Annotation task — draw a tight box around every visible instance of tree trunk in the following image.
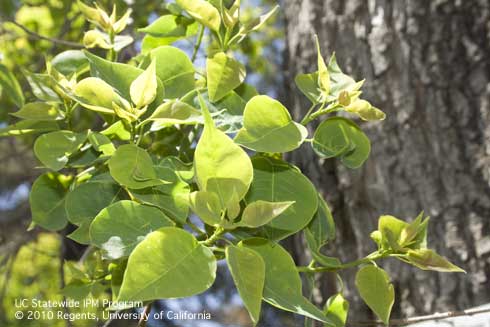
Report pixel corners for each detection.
[283,0,490,320]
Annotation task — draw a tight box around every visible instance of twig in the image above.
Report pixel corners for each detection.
[59,234,74,327]
[3,18,83,48]
[350,307,490,326]
[138,302,153,327]
[191,25,205,62]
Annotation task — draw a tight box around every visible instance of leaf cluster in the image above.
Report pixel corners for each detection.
[0,1,463,326]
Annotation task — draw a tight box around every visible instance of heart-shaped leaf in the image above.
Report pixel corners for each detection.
[235,95,308,153]
[226,245,265,325]
[117,227,216,302]
[355,265,394,325]
[90,200,174,259]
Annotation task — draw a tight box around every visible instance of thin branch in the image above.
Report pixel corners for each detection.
[2,18,83,48]
[59,234,74,327]
[350,307,490,326]
[191,25,205,62]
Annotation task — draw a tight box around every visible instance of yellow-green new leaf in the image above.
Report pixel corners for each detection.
[117,227,216,302]
[145,100,202,126]
[113,8,132,34]
[355,265,394,325]
[74,77,117,114]
[324,293,349,327]
[234,95,308,153]
[405,249,465,273]
[239,200,294,228]
[378,215,409,252]
[176,0,221,32]
[188,191,222,226]
[315,35,330,96]
[226,245,265,325]
[234,5,279,43]
[345,99,386,121]
[194,95,253,208]
[130,59,157,108]
[207,52,246,102]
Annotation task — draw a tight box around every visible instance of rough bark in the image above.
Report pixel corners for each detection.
[284,0,490,320]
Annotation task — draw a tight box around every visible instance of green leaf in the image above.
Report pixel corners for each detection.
[194,91,246,133]
[65,181,125,225]
[34,131,87,171]
[403,249,465,273]
[25,72,60,102]
[146,100,201,127]
[158,156,194,181]
[188,191,222,226]
[101,121,131,141]
[109,260,126,301]
[304,229,341,268]
[295,72,322,104]
[324,293,349,327]
[11,102,64,121]
[245,156,318,240]
[175,0,221,32]
[61,280,94,301]
[141,35,174,54]
[239,200,294,228]
[315,35,330,96]
[355,265,394,325]
[139,15,198,43]
[207,52,246,102]
[234,95,307,153]
[0,63,24,107]
[226,245,265,325]
[235,83,258,101]
[130,166,190,223]
[117,227,216,302]
[0,120,59,137]
[312,117,370,169]
[90,200,175,259]
[52,50,89,76]
[88,132,116,155]
[84,51,164,104]
[67,221,91,244]
[307,195,336,249]
[150,46,195,99]
[242,238,331,324]
[130,59,157,108]
[74,77,118,114]
[108,144,164,189]
[30,173,70,231]
[194,96,253,208]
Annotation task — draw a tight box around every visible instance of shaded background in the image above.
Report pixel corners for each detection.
[1,0,489,326]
